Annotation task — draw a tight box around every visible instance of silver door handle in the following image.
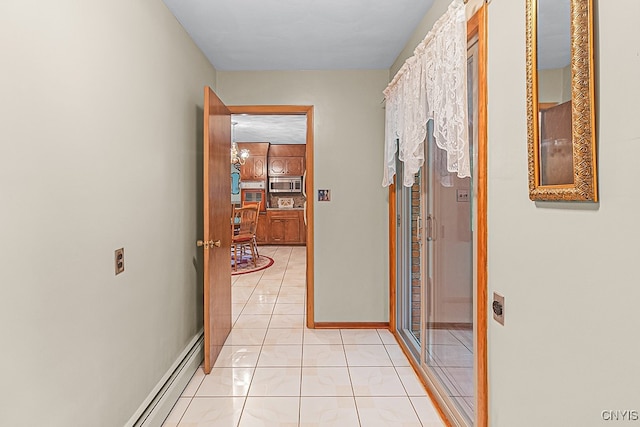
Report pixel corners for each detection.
[426,215,434,241]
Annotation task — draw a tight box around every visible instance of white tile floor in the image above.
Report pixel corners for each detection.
[163,246,446,427]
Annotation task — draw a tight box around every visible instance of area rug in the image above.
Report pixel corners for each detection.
[232,254,274,276]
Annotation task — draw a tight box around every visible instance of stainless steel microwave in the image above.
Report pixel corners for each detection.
[268,177,302,193]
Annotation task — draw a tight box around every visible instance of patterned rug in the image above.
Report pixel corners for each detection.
[231,254,274,276]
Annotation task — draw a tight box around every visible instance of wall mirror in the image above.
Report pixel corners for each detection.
[526,0,597,201]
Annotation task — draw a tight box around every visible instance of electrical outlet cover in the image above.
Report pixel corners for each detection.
[115,248,125,275]
[493,292,504,325]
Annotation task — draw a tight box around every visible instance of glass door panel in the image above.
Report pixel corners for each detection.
[424,121,474,423]
[395,158,422,357]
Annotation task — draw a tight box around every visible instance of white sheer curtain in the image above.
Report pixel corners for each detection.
[382,0,469,187]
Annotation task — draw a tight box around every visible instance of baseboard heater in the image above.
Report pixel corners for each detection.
[125,330,204,427]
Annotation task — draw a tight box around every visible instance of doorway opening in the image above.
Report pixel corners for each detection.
[227,105,315,328]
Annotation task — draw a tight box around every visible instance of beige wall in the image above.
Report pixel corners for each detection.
[487,1,640,426]
[0,0,216,425]
[539,68,564,103]
[390,0,484,77]
[217,70,390,322]
[390,0,452,76]
[539,65,572,104]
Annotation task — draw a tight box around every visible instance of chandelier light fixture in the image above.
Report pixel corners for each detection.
[230,121,250,165]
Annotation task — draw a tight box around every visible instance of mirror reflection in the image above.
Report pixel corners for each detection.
[537,0,573,186]
[527,0,597,201]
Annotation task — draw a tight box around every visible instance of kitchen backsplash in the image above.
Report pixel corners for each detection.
[269,194,306,209]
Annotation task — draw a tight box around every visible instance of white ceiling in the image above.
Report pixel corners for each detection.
[162,0,569,140]
[161,0,434,71]
[233,114,306,145]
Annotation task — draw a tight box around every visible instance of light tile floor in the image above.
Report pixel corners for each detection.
[163,246,446,427]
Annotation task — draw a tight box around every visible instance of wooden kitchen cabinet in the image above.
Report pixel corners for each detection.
[285,157,304,176]
[267,157,286,175]
[266,210,306,245]
[267,144,305,177]
[268,156,304,176]
[238,142,269,181]
[255,212,268,244]
[242,156,267,180]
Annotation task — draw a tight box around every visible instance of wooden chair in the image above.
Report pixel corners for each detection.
[231,204,260,271]
[241,201,261,257]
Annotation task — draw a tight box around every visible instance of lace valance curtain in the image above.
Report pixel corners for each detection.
[382,0,469,187]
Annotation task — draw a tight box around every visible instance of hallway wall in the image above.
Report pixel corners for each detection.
[487,1,640,425]
[217,70,390,322]
[0,0,216,425]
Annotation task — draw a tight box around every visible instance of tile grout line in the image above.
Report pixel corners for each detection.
[379,329,428,425]
[342,328,363,427]
[298,325,304,427]
[174,392,195,426]
[292,246,303,427]
[234,270,267,427]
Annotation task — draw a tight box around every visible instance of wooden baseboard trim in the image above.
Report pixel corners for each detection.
[125,330,204,427]
[314,322,389,329]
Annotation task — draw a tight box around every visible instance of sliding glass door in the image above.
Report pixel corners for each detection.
[395,35,479,427]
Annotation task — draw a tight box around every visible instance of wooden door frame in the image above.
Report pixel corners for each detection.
[468,6,488,426]
[388,5,488,426]
[227,105,315,328]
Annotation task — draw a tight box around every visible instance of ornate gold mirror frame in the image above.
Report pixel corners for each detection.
[526,0,597,201]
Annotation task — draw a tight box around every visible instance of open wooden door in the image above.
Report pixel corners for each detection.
[199,87,232,374]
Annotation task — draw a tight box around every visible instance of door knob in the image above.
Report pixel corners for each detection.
[196,240,221,249]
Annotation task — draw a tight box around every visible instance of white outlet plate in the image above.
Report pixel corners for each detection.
[456,189,470,202]
[115,248,125,275]
[493,292,504,325]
